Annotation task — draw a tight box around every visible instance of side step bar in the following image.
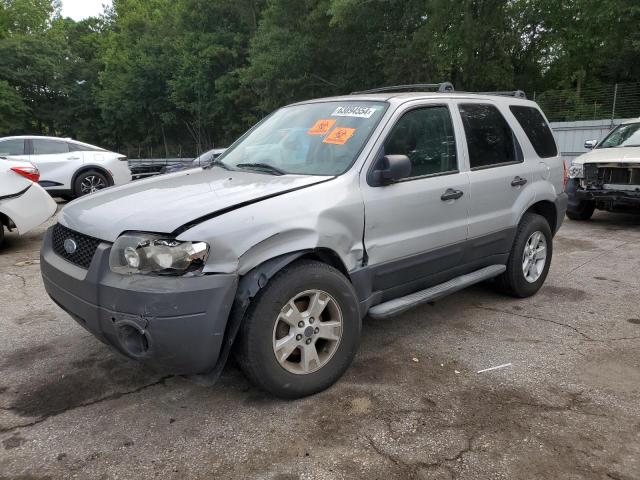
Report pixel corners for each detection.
[367,264,506,319]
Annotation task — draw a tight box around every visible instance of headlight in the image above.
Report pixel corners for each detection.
[568,162,584,179]
[109,233,209,275]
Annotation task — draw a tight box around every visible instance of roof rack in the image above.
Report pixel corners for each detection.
[476,90,527,99]
[351,82,455,95]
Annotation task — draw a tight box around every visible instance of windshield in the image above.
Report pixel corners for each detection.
[598,122,640,149]
[217,101,387,176]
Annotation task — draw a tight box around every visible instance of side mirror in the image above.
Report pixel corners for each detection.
[584,140,598,150]
[370,154,412,186]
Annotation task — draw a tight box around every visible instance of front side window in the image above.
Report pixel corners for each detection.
[509,106,558,158]
[598,122,640,149]
[383,106,457,178]
[0,139,25,156]
[219,101,387,176]
[32,139,69,155]
[459,104,518,169]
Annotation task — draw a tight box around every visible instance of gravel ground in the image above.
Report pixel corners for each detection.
[0,209,639,480]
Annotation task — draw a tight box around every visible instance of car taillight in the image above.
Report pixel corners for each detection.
[11,166,40,183]
[117,155,128,162]
[562,160,569,190]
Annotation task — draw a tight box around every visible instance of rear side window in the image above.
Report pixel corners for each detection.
[458,104,518,169]
[509,106,558,158]
[68,142,104,152]
[0,139,25,156]
[384,106,458,178]
[32,139,69,155]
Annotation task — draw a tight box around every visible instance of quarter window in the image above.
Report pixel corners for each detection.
[384,106,457,178]
[32,139,69,155]
[459,104,518,169]
[509,106,558,158]
[0,139,25,156]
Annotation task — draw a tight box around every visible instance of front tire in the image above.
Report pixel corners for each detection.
[235,260,361,399]
[497,213,552,298]
[74,170,109,197]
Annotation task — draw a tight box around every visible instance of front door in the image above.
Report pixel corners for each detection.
[29,138,80,190]
[361,103,469,297]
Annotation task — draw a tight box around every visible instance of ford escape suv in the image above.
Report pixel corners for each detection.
[41,83,567,398]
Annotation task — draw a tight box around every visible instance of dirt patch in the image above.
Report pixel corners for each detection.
[553,237,598,252]
[628,318,640,325]
[539,286,587,302]
[0,344,55,371]
[8,352,160,418]
[2,434,26,449]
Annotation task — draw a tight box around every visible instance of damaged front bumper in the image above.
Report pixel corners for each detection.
[40,227,238,374]
[568,179,640,211]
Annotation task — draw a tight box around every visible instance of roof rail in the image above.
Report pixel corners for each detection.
[351,82,455,95]
[476,90,527,99]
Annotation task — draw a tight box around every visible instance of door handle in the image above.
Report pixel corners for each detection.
[67,156,81,160]
[441,188,464,201]
[511,176,528,187]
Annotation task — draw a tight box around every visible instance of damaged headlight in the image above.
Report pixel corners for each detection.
[568,162,584,179]
[109,233,209,275]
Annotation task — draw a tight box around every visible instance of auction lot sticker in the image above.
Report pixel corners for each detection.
[323,127,356,145]
[331,105,377,118]
[308,119,336,135]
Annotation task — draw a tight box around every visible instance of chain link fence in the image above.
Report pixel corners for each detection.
[534,83,640,123]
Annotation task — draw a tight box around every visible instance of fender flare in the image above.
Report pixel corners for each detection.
[190,250,310,384]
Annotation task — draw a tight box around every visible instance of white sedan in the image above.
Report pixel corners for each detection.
[0,136,131,198]
[0,158,57,247]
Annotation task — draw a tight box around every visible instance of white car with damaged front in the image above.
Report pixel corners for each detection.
[566,119,640,219]
[0,136,131,199]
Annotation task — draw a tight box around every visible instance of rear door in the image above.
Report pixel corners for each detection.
[361,101,470,298]
[453,101,531,259]
[29,138,79,190]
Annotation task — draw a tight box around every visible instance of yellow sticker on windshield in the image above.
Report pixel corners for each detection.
[323,127,356,145]
[308,119,336,135]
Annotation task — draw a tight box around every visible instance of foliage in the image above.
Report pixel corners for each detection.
[0,0,638,155]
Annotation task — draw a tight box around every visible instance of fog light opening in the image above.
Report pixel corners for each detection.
[118,324,150,357]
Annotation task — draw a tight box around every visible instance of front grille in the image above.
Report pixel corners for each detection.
[52,224,102,269]
[585,164,638,187]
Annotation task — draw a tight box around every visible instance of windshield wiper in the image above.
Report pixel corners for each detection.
[236,163,287,175]
[203,159,233,171]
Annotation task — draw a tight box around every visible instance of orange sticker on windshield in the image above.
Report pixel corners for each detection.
[308,119,336,135]
[323,127,356,145]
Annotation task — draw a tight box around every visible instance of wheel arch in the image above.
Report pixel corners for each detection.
[71,165,114,195]
[198,248,353,382]
[522,200,558,235]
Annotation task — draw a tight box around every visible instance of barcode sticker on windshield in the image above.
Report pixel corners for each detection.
[308,119,336,135]
[323,127,356,145]
[331,106,377,118]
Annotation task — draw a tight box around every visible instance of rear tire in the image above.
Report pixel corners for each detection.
[496,213,552,298]
[0,221,4,248]
[235,260,361,399]
[73,170,109,198]
[566,200,595,220]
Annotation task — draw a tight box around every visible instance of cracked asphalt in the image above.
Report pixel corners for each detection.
[1,209,639,479]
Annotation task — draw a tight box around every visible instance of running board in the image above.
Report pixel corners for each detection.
[367,264,506,319]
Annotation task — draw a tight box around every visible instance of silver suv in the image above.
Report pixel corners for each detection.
[41,84,567,398]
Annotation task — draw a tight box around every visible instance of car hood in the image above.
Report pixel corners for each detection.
[573,147,640,165]
[59,167,332,242]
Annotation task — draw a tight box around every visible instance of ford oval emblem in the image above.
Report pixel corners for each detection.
[63,238,78,254]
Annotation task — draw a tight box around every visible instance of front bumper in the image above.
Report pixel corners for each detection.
[40,227,238,374]
[567,179,640,210]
